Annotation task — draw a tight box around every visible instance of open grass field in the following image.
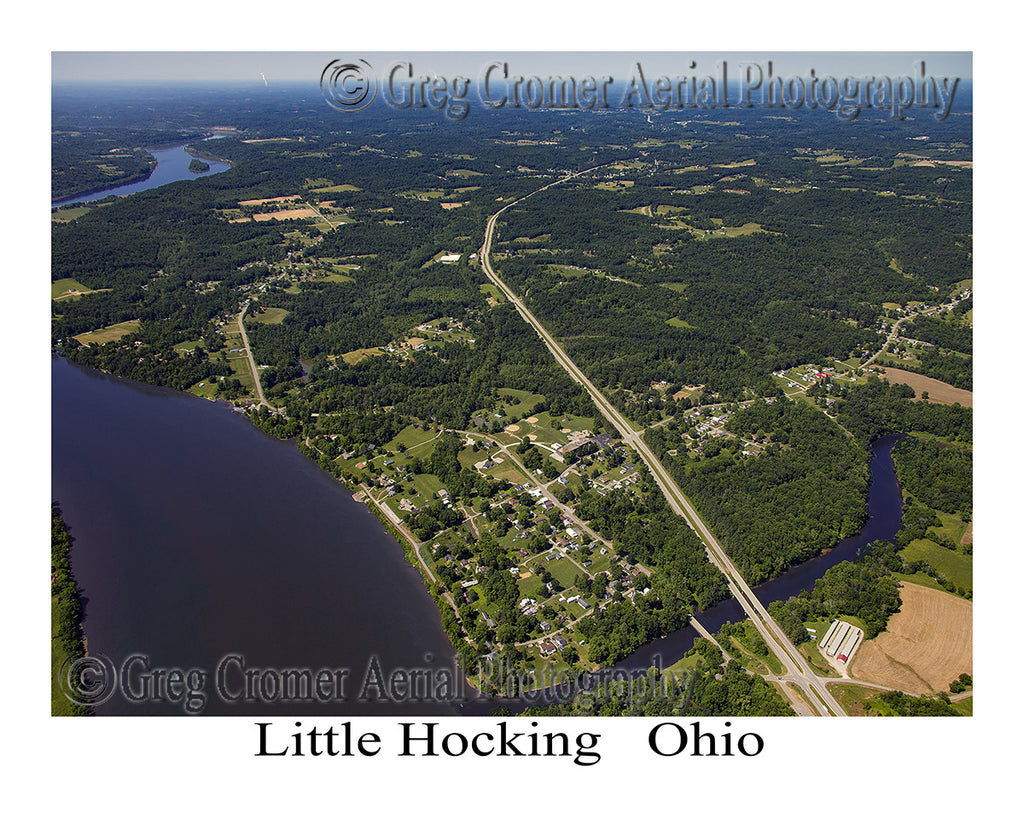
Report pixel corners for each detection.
[826,682,883,716]
[900,539,973,592]
[315,269,355,283]
[485,459,531,485]
[712,222,765,238]
[544,556,584,589]
[386,424,438,454]
[187,379,221,398]
[247,307,290,325]
[496,388,545,418]
[73,319,140,346]
[52,206,93,222]
[341,347,383,365]
[310,184,361,193]
[52,278,96,299]
[877,367,972,407]
[850,582,971,695]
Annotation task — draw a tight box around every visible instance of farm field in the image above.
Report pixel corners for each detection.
[850,582,972,696]
[877,367,973,407]
[72,319,141,346]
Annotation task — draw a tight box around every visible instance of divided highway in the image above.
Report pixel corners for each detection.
[479,166,846,716]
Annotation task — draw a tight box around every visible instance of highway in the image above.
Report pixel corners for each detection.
[479,165,846,716]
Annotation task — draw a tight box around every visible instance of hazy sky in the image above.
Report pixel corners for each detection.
[52,51,972,86]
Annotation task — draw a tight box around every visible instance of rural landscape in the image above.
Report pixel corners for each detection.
[51,62,973,719]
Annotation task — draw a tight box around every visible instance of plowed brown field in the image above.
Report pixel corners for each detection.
[850,582,972,695]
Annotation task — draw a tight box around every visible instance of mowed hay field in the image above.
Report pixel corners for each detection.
[850,582,971,695]
[878,367,972,407]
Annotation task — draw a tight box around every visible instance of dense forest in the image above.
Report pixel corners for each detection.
[51,504,89,716]
[647,398,871,582]
[768,540,904,644]
[892,435,972,516]
[51,86,972,696]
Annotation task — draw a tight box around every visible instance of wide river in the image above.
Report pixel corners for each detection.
[52,357,464,715]
[52,140,230,208]
[52,357,904,714]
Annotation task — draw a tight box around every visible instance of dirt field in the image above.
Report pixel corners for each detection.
[505,424,520,433]
[877,367,973,407]
[252,208,319,222]
[850,582,972,695]
[238,195,301,206]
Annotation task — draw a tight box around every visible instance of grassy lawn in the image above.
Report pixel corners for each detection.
[173,338,203,355]
[929,510,970,544]
[187,378,221,398]
[312,269,355,283]
[544,556,585,588]
[800,640,838,677]
[248,307,290,324]
[662,652,701,677]
[480,283,503,302]
[517,572,546,599]
[310,183,361,193]
[496,388,545,418]
[52,206,93,222]
[410,472,446,499]
[900,539,973,592]
[892,570,949,593]
[73,319,141,346]
[827,682,880,716]
[485,459,531,485]
[386,424,438,453]
[225,355,255,390]
[52,278,94,298]
[341,347,383,365]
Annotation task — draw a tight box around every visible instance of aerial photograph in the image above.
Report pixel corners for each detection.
[24,6,1015,802]
[50,50,976,722]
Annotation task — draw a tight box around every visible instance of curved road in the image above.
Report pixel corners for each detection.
[479,165,846,716]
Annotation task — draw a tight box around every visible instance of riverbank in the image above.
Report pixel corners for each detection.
[51,503,89,716]
[52,139,231,208]
[52,163,157,207]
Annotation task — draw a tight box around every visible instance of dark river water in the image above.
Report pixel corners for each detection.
[52,140,230,208]
[52,357,905,715]
[52,357,463,715]
[617,433,905,672]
